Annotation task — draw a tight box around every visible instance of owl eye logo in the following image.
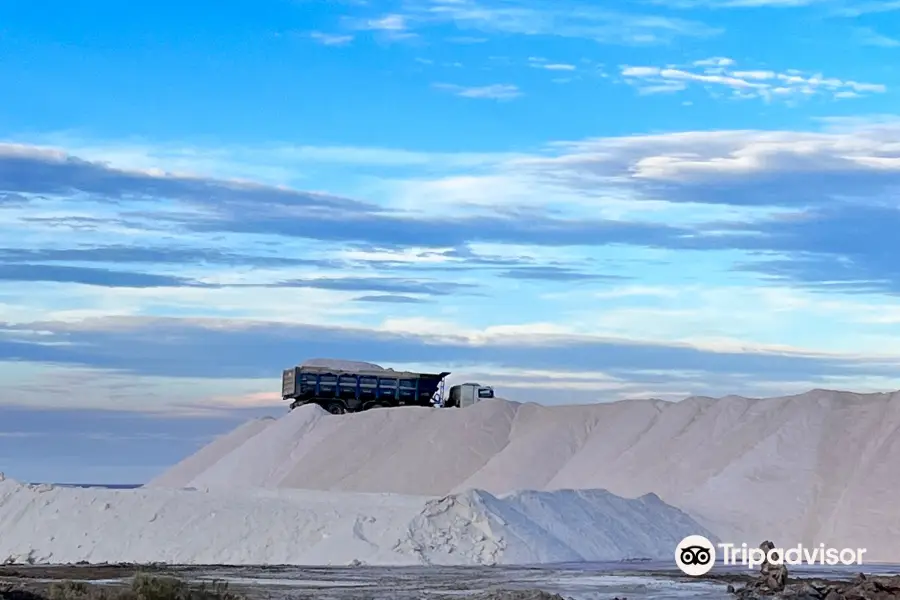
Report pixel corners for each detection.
[680,545,712,565]
[675,535,717,576]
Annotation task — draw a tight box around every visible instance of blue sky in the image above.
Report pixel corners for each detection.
[4,0,900,483]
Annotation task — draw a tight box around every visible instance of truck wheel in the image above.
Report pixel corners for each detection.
[322,401,346,415]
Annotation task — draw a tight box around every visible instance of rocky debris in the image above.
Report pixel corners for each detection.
[791,573,900,600]
[758,540,789,592]
[730,562,900,599]
[469,591,571,600]
[789,573,900,599]
[730,540,789,598]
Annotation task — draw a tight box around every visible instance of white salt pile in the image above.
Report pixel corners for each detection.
[0,472,709,566]
[150,390,900,562]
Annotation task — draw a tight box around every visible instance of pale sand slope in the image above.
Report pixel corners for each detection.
[148,390,900,561]
[0,474,710,565]
[149,417,276,488]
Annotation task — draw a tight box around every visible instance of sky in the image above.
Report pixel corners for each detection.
[4,0,900,483]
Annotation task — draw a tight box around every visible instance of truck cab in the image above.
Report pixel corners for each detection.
[445,383,494,408]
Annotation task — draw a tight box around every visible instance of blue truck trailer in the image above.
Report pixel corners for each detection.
[282,360,493,414]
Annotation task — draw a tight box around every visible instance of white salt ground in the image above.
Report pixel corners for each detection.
[149,390,900,562]
[0,473,711,566]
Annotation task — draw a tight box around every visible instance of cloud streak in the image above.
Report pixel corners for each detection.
[311,0,723,46]
[0,143,374,214]
[8,120,900,297]
[308,31,355,45]
[2,316,892,382]
[432,82,522,99]
[619,59,886,101]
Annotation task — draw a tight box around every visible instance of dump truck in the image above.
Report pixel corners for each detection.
[281,359,494,414]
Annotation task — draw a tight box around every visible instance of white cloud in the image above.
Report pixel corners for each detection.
[432,82,522,99]
[347,116,900,226]
[346,13,418,40]
[363,14,408,31]
[593,286,681,299]
[692,56,735,66]
[730,69,776,79]
[543,63,577,71]
[622,66,661,77]
[0,279,379,325]
[618,59,885,101]
[0,361,278,412]
[557,283,900,356]
[10,134,524,189]
[25,115,900,226]
[520,121,900,186]
[527,57,577,71]
[854,26,900,47]
[334,246,457,264]
[446,35,490,43]
[655,0,831,7]
[367,296,900,359]
[390,0,722,44]
[657,0,900,15]
[308,31,354,45]
[831,0,900,16]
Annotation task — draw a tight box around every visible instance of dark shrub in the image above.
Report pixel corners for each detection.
[36,575,243,600]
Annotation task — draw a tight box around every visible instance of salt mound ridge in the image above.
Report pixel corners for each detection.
[151,390,900,561]
[0,473,709,565]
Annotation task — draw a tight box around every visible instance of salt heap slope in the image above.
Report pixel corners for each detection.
[152,391,900,562]
[150,417,276,488]
[0,473,709,565]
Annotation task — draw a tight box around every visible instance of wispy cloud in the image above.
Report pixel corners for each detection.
[830,0,900,16]
[361,0,722,45]
[445,35,490,43]
[365,14,408,30]
[4,315,894,384]
[308,31,355,45]
[527,57,577,71]
[650,0,900,15]
[853,26,900,47]
[655,0,830,7]
[432,82,522,99]
[618,58,886,101]
[18,134,521,184]
[692,56,735,67]
[347,13,419,40]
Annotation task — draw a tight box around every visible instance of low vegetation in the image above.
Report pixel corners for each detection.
[2,573,243,600]
[0,573,574,600]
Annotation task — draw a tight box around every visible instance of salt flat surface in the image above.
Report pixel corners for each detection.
[150,390,900,561]
[0,474,710,566]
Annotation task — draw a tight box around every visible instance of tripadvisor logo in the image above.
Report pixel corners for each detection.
[675,535,868,576]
